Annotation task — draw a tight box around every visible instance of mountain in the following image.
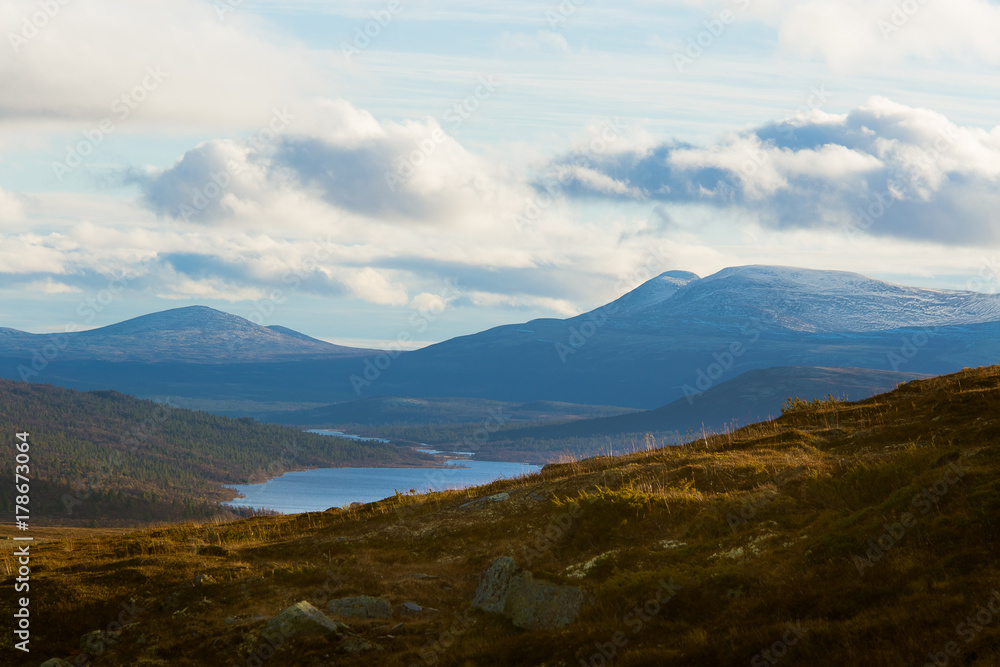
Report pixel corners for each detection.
[353,265,1000,407]
[592,265,1000,333]
[502,366,930,440]
[2,267,999,413]
[16,365,1000,666]
[0,306,374,363]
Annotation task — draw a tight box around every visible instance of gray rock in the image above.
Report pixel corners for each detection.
[263,601,342,643]
[327,595,393,619]
[40,659,72,667]
[471,557,521,614]
[339,633,384,654]
[459,492,510,510]
[471,557,588,630]
[503,576,589,631]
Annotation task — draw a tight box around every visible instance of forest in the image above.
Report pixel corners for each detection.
[0,379,431,525]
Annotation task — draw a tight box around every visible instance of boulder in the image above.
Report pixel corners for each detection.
[40,660,72,667]
[459,492,510,510]
[328,595,393,619]
[263,601,342,643]
[471,557,588,630]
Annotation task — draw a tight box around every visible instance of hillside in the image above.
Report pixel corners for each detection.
[344,266,1000,408]
[5,365,999,665]
[502,366,930,440]
[0,379,430,526]
[259,396,639,427]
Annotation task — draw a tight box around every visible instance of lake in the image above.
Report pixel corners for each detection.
[223,457,541,514]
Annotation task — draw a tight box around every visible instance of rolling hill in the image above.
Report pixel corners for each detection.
[0,378,430,526]
[7,365,999,665]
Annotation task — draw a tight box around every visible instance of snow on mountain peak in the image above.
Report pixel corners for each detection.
[613,265,1000,333]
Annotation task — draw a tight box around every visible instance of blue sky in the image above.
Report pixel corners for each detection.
[1,0,999,348]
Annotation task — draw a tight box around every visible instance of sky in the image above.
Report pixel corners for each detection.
[1,0,999,349]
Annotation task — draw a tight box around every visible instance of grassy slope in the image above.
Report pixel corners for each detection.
[3,366,1000,665]
[0,379,431,526]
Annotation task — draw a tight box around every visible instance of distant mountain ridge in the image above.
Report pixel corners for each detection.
[2,267,999,412]
[0,306,375,363]
[583,265,1000,333]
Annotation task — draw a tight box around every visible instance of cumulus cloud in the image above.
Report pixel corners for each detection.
[0,0,327,128]
[677,0,1000,70]
[546,97,1000,244]
[131,98,518,227]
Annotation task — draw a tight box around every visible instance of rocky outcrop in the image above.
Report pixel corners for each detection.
[328,595,393,619]
[263,601,343,643]
[471,557,589,630]
[459,492,510,510]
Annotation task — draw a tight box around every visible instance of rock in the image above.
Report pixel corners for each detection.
[471,557,521,614]
[503,576,589,631]
[459,492,510,510]
[339,633,384,654]
[263,601,342,643]
[40,659,72,667]
[192,574,215,586]
[471,557,589,630]
[328,595,393,619]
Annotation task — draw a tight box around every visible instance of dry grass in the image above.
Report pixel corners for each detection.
[3,366,1000,665]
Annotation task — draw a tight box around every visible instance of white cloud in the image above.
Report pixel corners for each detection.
[550,96,1000,244]
[0,0,329,129]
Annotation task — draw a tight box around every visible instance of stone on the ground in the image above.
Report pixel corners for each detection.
[40,659,72,667]
[471,556,588,630]
[263,601,342,643]
[459,492,510,510]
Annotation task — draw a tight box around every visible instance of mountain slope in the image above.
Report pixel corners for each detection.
[260,396,639,427]
[503,366,930,440]
[0,306,374,363]
[10,365,1000,665]
[0,378,430,525]
[356,266,1000,407]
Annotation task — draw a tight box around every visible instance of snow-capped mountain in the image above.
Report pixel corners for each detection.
[0,306,372,363]
[605,265,1000,333]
